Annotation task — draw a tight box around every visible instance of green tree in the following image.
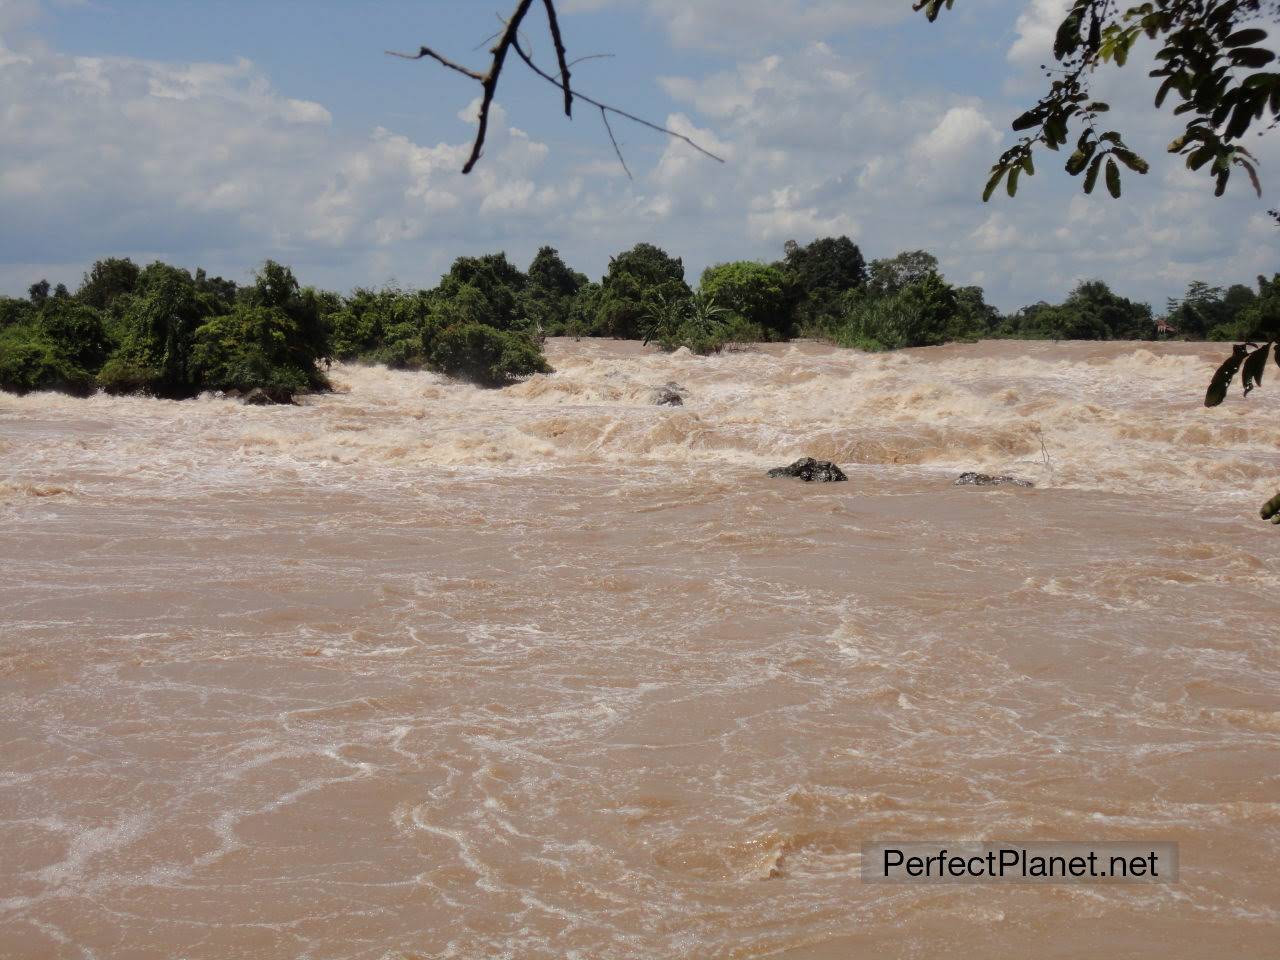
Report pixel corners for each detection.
[435,253,528,332]
[566,281,604,338]
[97,263,219,396]
[0,324,95,395]
[36,298,112,371]
[76,257,141,310]
[699,261,794,340]
[1167,279,1259,338]
[0,296,110,396]
[187,305,315,401]
[527,245,585,298]
[194,268,240,309]
[330,286,431,363]
[779,236,867,329]
[837,271,962,350]
[867,250,941,297]
[430,323,550,385]
[0,296,33,330]
[1229,273,1280,339]
[640,291,734,352]
[1005,280,1153,339]
[522,246,587,335]
[596,242,692,339]
[954,285,1003,338]
[242,261,332,372]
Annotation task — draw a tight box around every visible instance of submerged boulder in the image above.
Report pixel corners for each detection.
[954,471,1033,488]
[767,457,848,483]
[242,386,295,406]
[653,382,686,407]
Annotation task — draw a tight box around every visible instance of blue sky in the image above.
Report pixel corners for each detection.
[1,0,1276,310]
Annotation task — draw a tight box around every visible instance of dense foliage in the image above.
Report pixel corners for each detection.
[596,243,693,340]
[919,0,1280,200]
[1,239,1261,400]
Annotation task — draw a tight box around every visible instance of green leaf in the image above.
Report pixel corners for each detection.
[1105,158,1121,198]
[1084,154,1103,194]
[1242,342,1271,396]
[1007,165,1020,197]
[1225,99,1258,141]
[1113,148,1149,174]
[1187,146,1215,171]
[1045,115,1068,149]
[1012,109,1042,132]
[1054,12,1083,60]
[982,167,1005,202]
[1204,345,1248,407]
[1231,48,1276,69]
[1225,29,1268,48]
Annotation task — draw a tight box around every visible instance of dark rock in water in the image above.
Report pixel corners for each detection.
[653,382,687,407]
[243,386,295,406]
[954,471,1033,488]
[767,457,848,483]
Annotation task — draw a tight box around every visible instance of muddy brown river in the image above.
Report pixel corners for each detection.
[2,339,1278,958]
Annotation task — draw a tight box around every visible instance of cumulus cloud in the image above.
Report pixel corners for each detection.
[1007,0,1073,66]
[0,0,1275,312]
[0,34,584,291]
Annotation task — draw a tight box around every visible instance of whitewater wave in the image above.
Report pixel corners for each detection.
[1,338,1277,500]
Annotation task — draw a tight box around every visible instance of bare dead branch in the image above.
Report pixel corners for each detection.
[600,107,633,180]
[566,53,614,70]
[511,36,725,165]
[541,0,573,117]
[389,0,724,175]
[386,47,483,82]
[391,0,538,174]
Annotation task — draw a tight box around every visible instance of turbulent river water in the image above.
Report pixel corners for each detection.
[2,338,1278,959]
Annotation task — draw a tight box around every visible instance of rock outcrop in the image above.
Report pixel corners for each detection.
[652,382,687,407]
[241,386,295,406]
[767,457,848,483]
[954,471,1033,488]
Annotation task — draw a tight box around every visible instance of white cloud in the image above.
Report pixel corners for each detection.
[0,39,585,289]
[1007,0,1072,65]
[0,0,1275,314]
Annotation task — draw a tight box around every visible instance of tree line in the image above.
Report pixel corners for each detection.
[2,238,1276,401]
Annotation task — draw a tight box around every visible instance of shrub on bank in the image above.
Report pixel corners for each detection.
[430,323,551,386]
[188,304,326,401]
[0,323,95,395]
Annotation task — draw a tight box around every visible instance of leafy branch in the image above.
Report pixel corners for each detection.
[917,0,1280,200]
[1203,337,1280,522]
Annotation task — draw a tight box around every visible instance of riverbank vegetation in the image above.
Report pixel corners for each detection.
[2,237,1275,400]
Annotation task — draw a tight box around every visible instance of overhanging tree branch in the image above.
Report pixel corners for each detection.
[541,0,573,117]
[388,0,724,175]
[509,37,724,169]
